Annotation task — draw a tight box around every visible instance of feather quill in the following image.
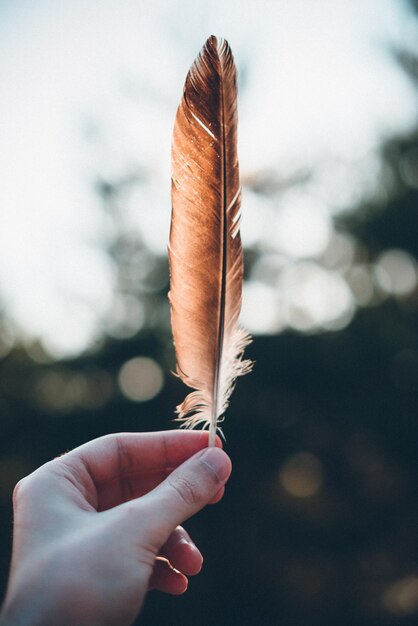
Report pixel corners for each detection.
[169,35,252,447]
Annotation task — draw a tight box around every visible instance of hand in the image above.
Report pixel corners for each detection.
[0,430,231,626]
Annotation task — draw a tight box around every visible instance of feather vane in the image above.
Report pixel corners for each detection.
[169,36,252,446]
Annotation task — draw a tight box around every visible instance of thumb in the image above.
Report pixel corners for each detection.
[122,447,231,548]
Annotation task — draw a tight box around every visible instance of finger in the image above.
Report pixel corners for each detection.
[61,430,223,487]
[149,558,188,595]
[159,526,203,576]
[98,468,223,512]
[122,447,231,547]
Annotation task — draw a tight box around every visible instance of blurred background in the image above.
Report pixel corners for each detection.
[1,0,418,624]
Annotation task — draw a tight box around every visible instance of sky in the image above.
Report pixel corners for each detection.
[0,0,417,357]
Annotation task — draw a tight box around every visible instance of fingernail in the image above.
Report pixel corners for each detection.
[198,448,231,483]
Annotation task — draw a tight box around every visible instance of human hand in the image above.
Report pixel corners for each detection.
[0,430,231,626]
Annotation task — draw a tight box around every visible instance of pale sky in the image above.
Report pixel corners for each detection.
[0,0,417,356]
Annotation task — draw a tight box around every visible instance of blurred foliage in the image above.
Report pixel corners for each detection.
[1,22,418,626]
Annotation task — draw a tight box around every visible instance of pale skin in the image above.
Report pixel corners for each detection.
[0,430,232,626]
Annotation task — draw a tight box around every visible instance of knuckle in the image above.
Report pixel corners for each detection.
[12,461,62,508]
[12,476,31,506]
[115,435,133,476]
[168,474,199,507]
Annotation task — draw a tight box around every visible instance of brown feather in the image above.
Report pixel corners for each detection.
[169,36,252,446]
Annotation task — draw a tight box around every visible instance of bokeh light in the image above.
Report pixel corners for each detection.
[346,265,375,306]
[36,369,114,412]
[375,249,417,297]
[382,576,418,615]
[241,282,285,334]
[272,192,332,259]
[118,356,164,402]
[105,295,145,339]
[279,262,355,332]
[279,452,323,498]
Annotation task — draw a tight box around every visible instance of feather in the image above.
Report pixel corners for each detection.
[168,35,252,447]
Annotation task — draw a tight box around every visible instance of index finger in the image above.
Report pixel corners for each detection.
[61,430,222,487]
